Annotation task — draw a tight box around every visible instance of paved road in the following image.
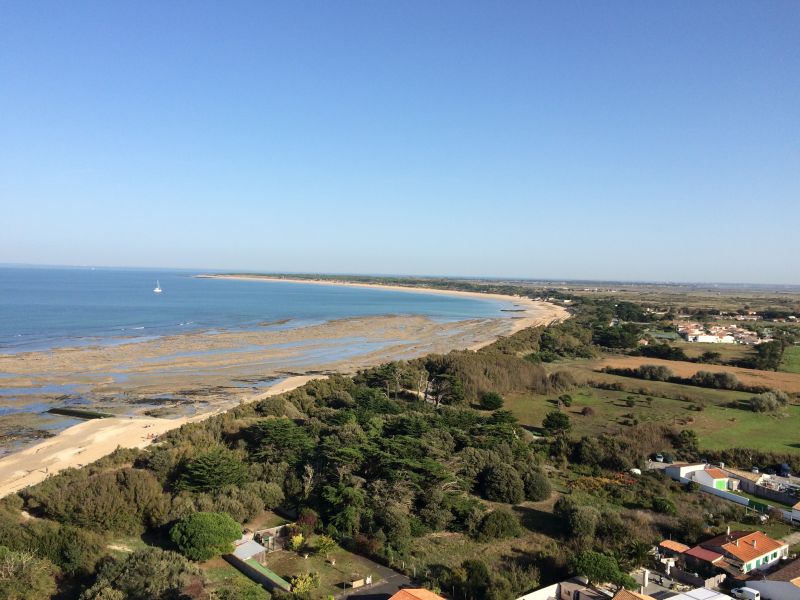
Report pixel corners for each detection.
[337,560,413,600]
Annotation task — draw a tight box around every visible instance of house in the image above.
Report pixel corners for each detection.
[792,502,800,525]
[664,588,733,600]
[684,546,725,576]
[611,591,654,600]
[659,539,691,556]
[224,538,292,593]
[665,463,707,481]
[515,577,607,600]
[701,531,789,574]
[693,468,730,491]
[390,589,447,600]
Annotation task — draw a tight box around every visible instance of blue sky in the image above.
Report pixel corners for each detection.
[1,2,798,283]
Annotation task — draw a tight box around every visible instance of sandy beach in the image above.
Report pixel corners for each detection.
[199,274,567,340]
[0,375,319,498]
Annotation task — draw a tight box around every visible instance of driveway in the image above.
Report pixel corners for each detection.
[337,560,413,600]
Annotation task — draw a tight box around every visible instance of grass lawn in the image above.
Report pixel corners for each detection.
[727,518,794,541]
[504,381,800,453]
[243,509,289,531]
[729,488,797,510]
[675,341,752,362]
[780,345,800,374]
[261,539,379,598]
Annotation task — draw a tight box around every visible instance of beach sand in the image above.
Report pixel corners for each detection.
[0,375,318,498]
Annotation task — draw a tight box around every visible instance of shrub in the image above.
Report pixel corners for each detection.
[542,410,571,435]
[0,546,58,600]
[169,512,241,561]
[652,497,677,515]
[581,406,595,417]
[749,391,788,413]
[521,467,551,502]
[479,392,504,410]
[476,509,522,541]
[79,547,207,600]
[481,464,525,504]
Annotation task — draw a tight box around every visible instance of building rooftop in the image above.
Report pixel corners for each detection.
[703,468,728,479]
[666,588,732,600]
[612,591,655,600]
[659,540,690,553]
[718,531,786,563]
[231,540,267,560]
[685,546,724,563]
[389,589,447,600]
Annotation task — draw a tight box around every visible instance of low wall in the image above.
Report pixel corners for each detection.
[669,568,725,590]
[224,555,292,593]
[516,583,559,600]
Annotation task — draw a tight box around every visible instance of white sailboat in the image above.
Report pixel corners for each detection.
[153,280,162,294]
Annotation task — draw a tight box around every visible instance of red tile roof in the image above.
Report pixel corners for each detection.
[390,590,446,600]
[685,545,724,563]
[659,540,690,553]
[720,531,786,563]
[704,468,728,479]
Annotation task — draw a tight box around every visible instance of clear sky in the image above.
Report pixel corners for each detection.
[1,2,798,283]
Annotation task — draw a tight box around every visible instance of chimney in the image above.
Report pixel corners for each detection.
[727,526,731,536]
[752,540,757,548]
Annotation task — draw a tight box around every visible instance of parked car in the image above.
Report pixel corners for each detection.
[731,587,760,600]
[751,466,760,474]
[778,463,792,477]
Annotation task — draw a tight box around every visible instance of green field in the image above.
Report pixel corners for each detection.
[504,383,800,453]
[261,540,380,597]
[780,345,800,374]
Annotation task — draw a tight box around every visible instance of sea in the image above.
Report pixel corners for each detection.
[0,266,513,353]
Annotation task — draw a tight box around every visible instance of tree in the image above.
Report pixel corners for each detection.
[479,392,504,410]
[247,418,314,464]
[169,512,241,561]
[481,464,525,504]
[179,447,247,493]
[290,572,320,594]
[79,547,208,600]
[0,546,58,600]
[476,509,522,541]
[316,535,337,559]
[570,550,637,590]
[542,410,571,435]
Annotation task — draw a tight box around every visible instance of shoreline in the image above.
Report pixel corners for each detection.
[197,274,568,339]
[0,280,569,498]
[0,375,320,498]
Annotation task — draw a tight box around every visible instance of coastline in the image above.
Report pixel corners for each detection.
[197,274,568,339]
[0,375,319,498]
[0,280,569,498]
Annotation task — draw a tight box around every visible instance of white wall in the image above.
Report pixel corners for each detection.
[516,583,559,600]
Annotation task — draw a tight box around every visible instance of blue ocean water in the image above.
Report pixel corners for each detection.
[0,267,512,353]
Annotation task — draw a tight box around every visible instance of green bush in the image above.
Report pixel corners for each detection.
[479,392,504,410]
[481,464,525,504]
[178,448,248,493]
[169,512,241,561]
[476,509,522,541]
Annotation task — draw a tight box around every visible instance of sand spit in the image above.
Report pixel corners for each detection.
[0,375,319,498]
[199,274,568,340]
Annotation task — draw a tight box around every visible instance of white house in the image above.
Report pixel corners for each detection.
[693,468,730,491]
[701,531,789,574]
[665,463,707,481]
